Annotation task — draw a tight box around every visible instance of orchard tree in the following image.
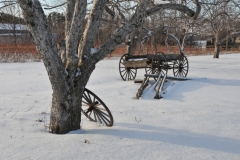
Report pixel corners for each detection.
[201,0,240,58]
[15,0,200,134]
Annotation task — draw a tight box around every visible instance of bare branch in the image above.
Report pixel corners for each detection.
[105,5,115,19]
[0,2,16,10]
[220,32,240,44]
[43,2,66,10]
[146,3,199,20]
[0,1,16,3]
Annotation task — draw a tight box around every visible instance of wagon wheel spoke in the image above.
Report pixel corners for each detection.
[182,70,186,76]
[119,54,137,81]
[94,109,111,125]
[86,110,92,117]
[129,70,135,80]
[182,68,188,72]
[93,111,97,122]
[82,101,89,105]
[120,68,127,72]
[81,88,114,126]
[94,109,110,125]
[124,71,128,80]
[175,72,179,77]
[95,107,110,117]
[94,110,103,124]
[173,56,189,77]
[83,92,92,104]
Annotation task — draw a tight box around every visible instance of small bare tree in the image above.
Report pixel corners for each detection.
[200,0,240,58]
[14,0,200,134]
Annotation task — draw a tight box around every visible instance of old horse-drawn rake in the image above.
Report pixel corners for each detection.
[119,27,189,99]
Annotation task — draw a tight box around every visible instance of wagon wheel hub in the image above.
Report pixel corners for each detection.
[179,63,184,72]
[88,101,99,111]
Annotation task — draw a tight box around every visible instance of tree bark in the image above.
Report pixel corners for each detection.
[17,0,83,134]
[78,0,108,66]
[213,33,220,58]
[126,30,139,55]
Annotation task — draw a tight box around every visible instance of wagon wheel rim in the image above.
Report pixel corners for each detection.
[173,56,189,77]
[81,88,114,127]
[119,54,137,81]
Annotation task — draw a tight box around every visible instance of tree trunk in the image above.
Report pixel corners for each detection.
[126,30,139,55]
[49,90,82,134]
[213,33,220,58]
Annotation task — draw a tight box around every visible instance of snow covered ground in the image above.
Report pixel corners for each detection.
[0,53,240,160]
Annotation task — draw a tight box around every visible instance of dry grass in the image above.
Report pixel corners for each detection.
[108,44,240,57]
[0,44,38,54]
[0,44,41,62]
[1,43,239,62]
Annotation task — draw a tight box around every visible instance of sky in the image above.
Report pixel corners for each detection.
[0,0,65,16]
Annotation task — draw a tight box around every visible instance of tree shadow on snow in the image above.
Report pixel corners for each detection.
[86,122,240,155]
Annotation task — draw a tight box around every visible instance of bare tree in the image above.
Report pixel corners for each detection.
[200,0,240,58]
[15,0,200,134]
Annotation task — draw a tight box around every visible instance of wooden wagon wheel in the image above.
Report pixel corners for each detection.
[81,88,114,127]
[119,54,137,81]
[173,55,189,77]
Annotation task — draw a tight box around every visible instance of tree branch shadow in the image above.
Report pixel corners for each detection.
[86,123,240,155]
